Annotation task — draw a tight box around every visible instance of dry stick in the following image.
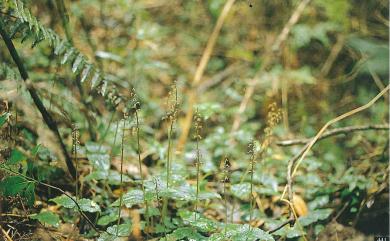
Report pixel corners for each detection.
[0,22,77,179]
[0,225,13,241]
[0,165,99,232]
[176,0,236,153]
[276,124,390,146]
[319,35,345,77]
[369,68,389,103]
[231,0,311,135]
[281,85,390,200]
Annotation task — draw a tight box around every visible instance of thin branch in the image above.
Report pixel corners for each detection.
[276,124,389,146]
[0,21,76,179]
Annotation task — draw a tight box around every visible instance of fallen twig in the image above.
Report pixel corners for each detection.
[276,124,389,146]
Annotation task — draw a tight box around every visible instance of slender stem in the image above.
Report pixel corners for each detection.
[116,118,126,236]
[135,110,150,232]
[249,153,254,229]
[0,21,76,179]
[195,122,201,220]
[73,124,79,200]
[166,122,173,188]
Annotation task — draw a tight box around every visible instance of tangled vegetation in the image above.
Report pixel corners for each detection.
[0,0,388,240]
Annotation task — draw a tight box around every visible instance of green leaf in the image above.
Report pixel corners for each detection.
[61,47,75,64]
[272,221,305,238]
[31,144,41,156]
[198,191,221,200]
[178,210,217,233]
[80,64,92,83]
[97,212,118,226]
[6,149,26,165]
[72,53,84,73]
[78,198,101,212]
[0,176,35,206]
[85,142,110,154]
[209,224,274,241]
[0,112,10,127]
[50,194,75,208]
[30,211,60,227]
[299,209,333,226]
[165,227,206,241]
[91,72,101,88]
[50,195,100,212]
[87,153,110,172]
[97,232,116,241]
[230,183,251,200]
[106,223,131,236]
[111,190,144,208]
[97,223,132,241]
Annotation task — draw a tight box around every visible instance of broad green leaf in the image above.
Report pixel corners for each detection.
[230,183,251,200]
[85,170,131,185]
[97,232,116,241]
[50,195,100,212]
[209,224,274,241]
[97,212,118,226]
[178,210,217,232]
[106,223,131,236]
[299,209,333,226]
[78,198,101,212]
[50,194,75,208]
[85,142,110,154]
[87,153,110,172]
[6,149,26,165]
[165,227,206,241]
[111,190,144,208]
[198,191,221,200]
[30,211,60,227]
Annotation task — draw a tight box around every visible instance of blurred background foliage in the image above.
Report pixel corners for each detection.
[0,0,389,240]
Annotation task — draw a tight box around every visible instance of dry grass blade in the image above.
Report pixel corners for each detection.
[281,84,390,200]
[177,0,236,153]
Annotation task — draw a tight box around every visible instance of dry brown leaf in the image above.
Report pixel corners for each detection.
[293,194,308,217]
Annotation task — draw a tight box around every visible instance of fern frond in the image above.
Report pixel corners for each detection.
[2,0,125,108]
